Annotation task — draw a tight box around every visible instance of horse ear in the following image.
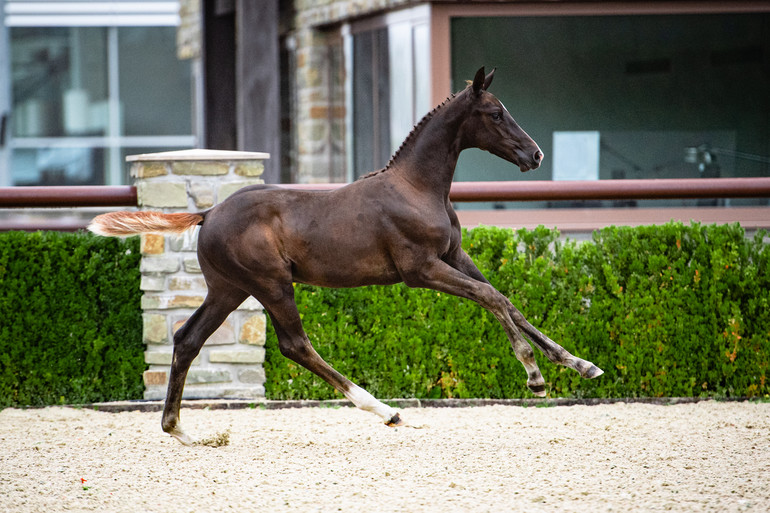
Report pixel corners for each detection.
[472,67,486,95]
[483,68,496,90]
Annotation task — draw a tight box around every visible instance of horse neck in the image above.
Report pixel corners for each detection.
[387,93,469,199]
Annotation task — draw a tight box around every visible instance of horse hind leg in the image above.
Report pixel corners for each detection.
[263,288,402,426]
[273,317,403,425]
[161,287,248,445]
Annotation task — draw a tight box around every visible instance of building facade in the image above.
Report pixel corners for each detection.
[3,1,769,229]
[0,0,196,187]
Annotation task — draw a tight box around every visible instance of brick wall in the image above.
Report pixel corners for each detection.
[131,149,269,400]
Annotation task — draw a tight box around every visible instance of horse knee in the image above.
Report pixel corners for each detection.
[511,338,534,360]
[521,343,535,362]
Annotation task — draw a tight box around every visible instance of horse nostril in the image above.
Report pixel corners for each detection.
[533,150,544,163]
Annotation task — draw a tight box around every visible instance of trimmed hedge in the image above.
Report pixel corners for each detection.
[2,222,766,407]
[0,231,144,407]
[264,222,769,400]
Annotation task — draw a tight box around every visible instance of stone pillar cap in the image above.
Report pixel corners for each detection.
[127,149,270,162]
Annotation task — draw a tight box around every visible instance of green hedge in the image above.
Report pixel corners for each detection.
[264,222,769,400]
[0,231,144,407]
[2,223,766,407]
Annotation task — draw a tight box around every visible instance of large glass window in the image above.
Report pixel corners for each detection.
[8,25,193,185]
[451,13,770,209]
[349,7,430,179]
[12,27,108,138]
[119,27,191,137]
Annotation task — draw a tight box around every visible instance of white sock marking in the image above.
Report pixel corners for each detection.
[344,385,396,421]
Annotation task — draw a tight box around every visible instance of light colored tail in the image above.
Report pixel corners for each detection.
[88,211,204,237]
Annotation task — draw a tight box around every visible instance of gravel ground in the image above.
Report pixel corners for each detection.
[0,401,768,512]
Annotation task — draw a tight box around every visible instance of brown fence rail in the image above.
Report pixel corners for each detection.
[278,177,770,202]
[0,186,137,208]
[1,178,769,231]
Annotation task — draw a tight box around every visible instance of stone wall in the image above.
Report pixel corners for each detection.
[294,0,418,27]
[131,149,269,400]
[293,28,347,184]
[177,0,201,59]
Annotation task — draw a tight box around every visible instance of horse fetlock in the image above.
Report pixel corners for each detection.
[344,384,398,421]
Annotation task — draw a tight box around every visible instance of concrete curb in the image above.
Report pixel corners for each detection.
[80,396,757,413]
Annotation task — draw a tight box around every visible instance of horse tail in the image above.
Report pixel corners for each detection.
[88,211,205,237]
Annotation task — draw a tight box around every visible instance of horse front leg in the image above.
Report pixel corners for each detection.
[448,249,603,380]
[403,258,546,396]
[263,287,404,426]
[510,307,604,379]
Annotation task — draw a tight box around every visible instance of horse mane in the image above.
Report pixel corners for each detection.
[357,90,462,180]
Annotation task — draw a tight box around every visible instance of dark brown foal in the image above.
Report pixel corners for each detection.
[90,67,602,445]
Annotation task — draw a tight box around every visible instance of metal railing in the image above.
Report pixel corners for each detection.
[279,177,770,202]
[0,186,137,208]
[1,177,769,231]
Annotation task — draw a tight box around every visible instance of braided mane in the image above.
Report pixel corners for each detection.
[358,91,460,180]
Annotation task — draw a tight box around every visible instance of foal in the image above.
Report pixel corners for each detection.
[91,67,603,445]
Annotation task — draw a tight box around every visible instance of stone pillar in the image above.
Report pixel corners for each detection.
[129,149,269,400]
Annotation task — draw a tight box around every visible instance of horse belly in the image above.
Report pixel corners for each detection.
[290,239,401,288]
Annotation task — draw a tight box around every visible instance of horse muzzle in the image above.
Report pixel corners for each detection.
[515,149,544,172]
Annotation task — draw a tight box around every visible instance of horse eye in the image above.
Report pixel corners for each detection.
[491,112,501,121]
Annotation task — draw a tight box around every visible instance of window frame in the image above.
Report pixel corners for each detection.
[430,1,770,230]
[429,1,770,106]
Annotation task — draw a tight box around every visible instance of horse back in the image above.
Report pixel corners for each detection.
[197,182,412,287]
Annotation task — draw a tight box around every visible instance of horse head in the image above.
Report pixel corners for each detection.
[462,67,543,172]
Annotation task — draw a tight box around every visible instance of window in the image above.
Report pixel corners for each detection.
[4,2,193,186]
[347,6,430,180]
[352,27,390,178]
[451,13,770,209]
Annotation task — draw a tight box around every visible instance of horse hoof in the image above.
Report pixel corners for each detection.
[580,364,604,379]
[385,413,405,427]
[167,426,194,446]
[527,380,546,397]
